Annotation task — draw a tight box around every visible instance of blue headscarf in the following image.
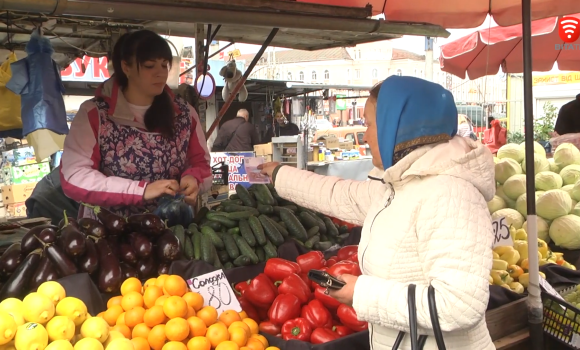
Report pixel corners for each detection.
[376,76,458,170]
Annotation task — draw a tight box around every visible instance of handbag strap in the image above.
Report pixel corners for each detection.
[428,285,446,350]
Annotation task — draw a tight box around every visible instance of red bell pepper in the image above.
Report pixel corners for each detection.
[237,296,260,322]
[333,325,354,338]
[314,286,341,310]
[268,294,301,326]
[257,307,269,322]
[301,299,333,329]
[311,328,340,344]
[337,245,358,261]
[327,261,361,277]
[245,273,278,309]
[296,251,326,272]
[299,273,312,289]
[264,258,301,282]
[259,321,281,336]
[234,281,248,296]
[337,304,368,332]
[277,273,312,304]
[326,257,338,267]
[348,252,359,263]
[281,318,312,342]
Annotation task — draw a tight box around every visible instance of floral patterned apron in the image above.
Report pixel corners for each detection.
[83,96,192,218]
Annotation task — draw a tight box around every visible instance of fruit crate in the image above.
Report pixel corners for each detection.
[542,284,580,348]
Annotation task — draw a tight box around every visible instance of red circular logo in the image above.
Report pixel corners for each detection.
[559,16,580,43]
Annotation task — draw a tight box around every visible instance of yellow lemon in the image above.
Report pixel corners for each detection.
[0,311,16,345]
[104,338,135,350]
[45,339,74,350]
[80,317,110,343]
[14,323,48,350]
[0,341,15,350]
[37,282,67,306]
[74,338,104,350]
[103,331,126,348]
[22,293,55,325]
[46,316,75,341]
[56,298,88,326]
[0,299,22,315]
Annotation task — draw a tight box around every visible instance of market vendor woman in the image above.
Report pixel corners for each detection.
[61,30,212,217]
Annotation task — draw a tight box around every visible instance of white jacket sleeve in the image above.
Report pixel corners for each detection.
[274,166,386,226]
[352,180,493,332]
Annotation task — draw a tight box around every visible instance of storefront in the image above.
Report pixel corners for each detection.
[533,71,580,115]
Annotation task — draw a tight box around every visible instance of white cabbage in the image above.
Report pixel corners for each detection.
[554,143,580,168]
[549,214,580,249]
[537,189,572,220]
[523,217,550,243]
[491,208,524,229]
[503,174,527,200]
[497,144,525,163]
[495,158,522,184]
[520,140,547,158]
[560,164,580,185]
[535,171,563,191]
[548,158,561,173]
[487,195,506,214]
[521,153,550,175]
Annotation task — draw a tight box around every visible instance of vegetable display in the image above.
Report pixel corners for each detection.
[235,247,368,344]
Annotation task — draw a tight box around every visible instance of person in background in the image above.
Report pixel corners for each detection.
[259,76,495,350]
[483,119,507,154]
[555,94,580,135]
[457,114,478,140]
[61,30,212,218]
[265,112,300,142]
[211,109,259,152]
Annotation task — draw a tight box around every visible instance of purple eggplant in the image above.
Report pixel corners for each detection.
[0,243,22,278]
[38,228,57,244]
[78,218,107,238]
[130,233,152,258]
[120,263,139,280]
[155,233,181,262]
[94,238,122,293]
[46,244,78,277]
[58,217,78,230]
[127,213,165,236]
[58,225,86,257]
[136,256,157,280]
[157,263,171,275]
[0,250,42,299]
[78,239,99,275]
[106,235,121,257]
[29,256,59,291]
[88,206,126,235]
[119,243,138,266]
[21,225,57,255]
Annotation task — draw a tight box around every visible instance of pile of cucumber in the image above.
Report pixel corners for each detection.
[169,183,352,269]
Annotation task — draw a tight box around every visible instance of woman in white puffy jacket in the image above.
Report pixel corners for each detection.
[260,76,496,350]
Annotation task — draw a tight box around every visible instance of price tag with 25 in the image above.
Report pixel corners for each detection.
[187,269,241,316]
[492,217,513,248]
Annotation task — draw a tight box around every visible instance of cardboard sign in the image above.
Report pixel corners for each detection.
[210,152,254,191]
[492,217,513,248]
[187,270,241,316]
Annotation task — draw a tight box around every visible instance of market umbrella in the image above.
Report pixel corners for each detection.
[439,15,580,79]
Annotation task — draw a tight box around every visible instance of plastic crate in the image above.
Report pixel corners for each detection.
[550,133,580,151]
[542,284,580,348]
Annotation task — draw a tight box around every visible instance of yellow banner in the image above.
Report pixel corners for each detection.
[533,72,580,86]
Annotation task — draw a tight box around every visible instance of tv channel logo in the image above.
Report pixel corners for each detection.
[559,16,580,43]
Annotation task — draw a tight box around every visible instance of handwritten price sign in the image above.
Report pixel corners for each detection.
[492,217,513,248]
[187,270,241,316]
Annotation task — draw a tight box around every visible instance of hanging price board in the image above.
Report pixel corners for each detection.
[539,276,565,302]
[187,270,241,316]
[492,217,513,248]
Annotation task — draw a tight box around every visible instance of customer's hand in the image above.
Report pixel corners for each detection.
[258,162,281,179]
[143,179,179,200]
[180,175,199,205]
[329,274,358,306]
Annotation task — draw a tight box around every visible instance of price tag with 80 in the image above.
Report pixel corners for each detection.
[492,217,513,248]
[187,269,241,316]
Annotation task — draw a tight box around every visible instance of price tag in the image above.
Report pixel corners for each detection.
[492,217,513,248]
[539,276,566,302]
[187,270,241,316]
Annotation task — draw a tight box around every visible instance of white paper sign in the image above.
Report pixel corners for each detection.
[492,217,513,248]
[187,269,241,315]
[539,276,566,302]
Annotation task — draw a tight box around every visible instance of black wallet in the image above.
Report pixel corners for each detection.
[308,269,346,290]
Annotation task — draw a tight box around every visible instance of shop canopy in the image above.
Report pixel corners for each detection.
[439,14,580,80]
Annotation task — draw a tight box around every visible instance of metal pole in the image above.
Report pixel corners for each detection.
[205,28,278,139]
[425,37,434,81]
[521,0,543,348]
[179,42,234,77]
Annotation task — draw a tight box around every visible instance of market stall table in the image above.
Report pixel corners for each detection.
[306,157,374,181]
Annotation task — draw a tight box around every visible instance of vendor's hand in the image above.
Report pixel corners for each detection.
[329,274,358,306]
[180,175,199,205]
[258,162,281,179]
[143,179,179,201]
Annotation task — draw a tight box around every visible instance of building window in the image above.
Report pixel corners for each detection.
[299,71,304,81]
[312,70,317,81]
[355,69,361,79]
[288,72,292,80]
[324,70,329,80]
[372,68,378,79]
[396,69,402,76]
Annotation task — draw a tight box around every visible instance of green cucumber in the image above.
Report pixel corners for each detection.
[193,207,209,224]
[314,241,333,251]
[223,204,260,216]
[235,184,257,207]
[255,246,266,262]
[254,184,275,205]
[263,240,278,260]
[225,211,257,220]
[184,235,195,259]
[258,215,284,246]
[229,194,240,200]
[219,232,240,260]
[227,227,240,235]
[207,213,238,228]
[172,225,186,251]
[201,226,225,250]
[248,216,267,246]
[217,250,230,264]
[239,218,257,247]
[279,208,308,241]
[192,228,202,260]
[223,262,234,269]
[201,221,222,231]
[339,225,350,234]
[299,212,320,229]
[324,217,339,237]
[271,220,289,238]
[307,226,320,238]
[257,204,274,215]
[337,233,350,243]
[233,255,252,267]
[233,235,259,264]
[212,244,223,269]
[304,235,320,249]
[200,233,215,264]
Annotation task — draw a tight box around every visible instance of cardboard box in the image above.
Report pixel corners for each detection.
[339,140,354,150]
[320,136,339,150]
[254,143,273,156]
[6,202,27,217]
[9,162,50,185]
[2,183,38,204]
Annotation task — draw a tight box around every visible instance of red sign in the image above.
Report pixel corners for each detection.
[61,56,110,82]
[559,16,580,43]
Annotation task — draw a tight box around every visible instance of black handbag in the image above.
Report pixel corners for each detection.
[392,285,447,350]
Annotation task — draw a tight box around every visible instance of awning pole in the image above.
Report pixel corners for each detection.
[205,28,278,139]
[521,0,543,347]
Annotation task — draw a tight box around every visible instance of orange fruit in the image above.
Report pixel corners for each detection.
[107,296,123,308]
[238,311,248,319]
[219,310,242,327]
[216,341,240,350]
[144,286,164,309]
[162,341,188,350]
[122,291,144,311]
[149,324,168,350]
[186,307,195,318]
[103,305,124,326]
[163,275,188,297]
[116,312,127,326]
[144,305,167,328]
[144,278,157,289]
[112,324,132,338]
[163,296,188,319]
[121,277,143,296]
[229,327,249,347]
[155,295,169,307]
[242,318,259,335]
[165,317,190,342]
[240,348,251,350]
[125,306,146,328]
[250,334,268,348]
[187,336,211,350]
[245,338,265,350]
[197,306,218,327]
[206,323,229,348]
[182,292,203,311]
[265,347,281,350]
[132,323,152,339]
[186,316,207,337]
[228,321,251,337]
[132,337,150,350]
[156,275,169,288]
[97,312,105,318]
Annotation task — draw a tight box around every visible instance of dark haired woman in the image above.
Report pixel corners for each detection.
[60,30,212,218]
